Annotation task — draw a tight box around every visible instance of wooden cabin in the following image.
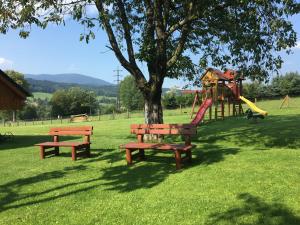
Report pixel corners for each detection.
[0,69,31,110]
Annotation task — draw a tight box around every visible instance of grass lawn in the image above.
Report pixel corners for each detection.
[32,92,53,100]
[0,98,299,225]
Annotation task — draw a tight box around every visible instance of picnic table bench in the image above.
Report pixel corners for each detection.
[35,126,93,160]
[120,124,197,169]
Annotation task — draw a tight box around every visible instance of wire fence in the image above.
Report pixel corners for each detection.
[0,110,143,127]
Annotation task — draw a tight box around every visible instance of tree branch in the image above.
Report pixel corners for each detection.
[116,0,137,65]
[166,1,197,37]
[143,0,155,73]
[166,15,197,37]
[166,24,190,69]
[94,0,147,88]
[166,2,195,69]
[153,0,165,40]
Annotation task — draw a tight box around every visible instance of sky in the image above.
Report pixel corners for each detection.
[0,12,300,88]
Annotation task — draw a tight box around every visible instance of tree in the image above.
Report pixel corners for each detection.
[1,1,299,123]
[19,104,38,120]
[50,87,98,116]
[271,72,300,96]
[4,70,30,91]
[120,75,144,111]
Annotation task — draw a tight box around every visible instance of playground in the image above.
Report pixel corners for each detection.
[0,97,299,225]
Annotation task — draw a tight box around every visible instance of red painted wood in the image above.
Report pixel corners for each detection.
[131,124,195,129]
[40,146,45,159]
[50,126,93,131]
[71,146,76,161]
[174,150,182,170]
[35,142,89,147]
[131,129,196,135]
[49,131,92,136]
[121,142,195,151]
[49,126,93,136]
[126,149,132,164]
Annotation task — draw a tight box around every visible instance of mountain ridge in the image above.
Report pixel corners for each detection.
[25,73,113,86]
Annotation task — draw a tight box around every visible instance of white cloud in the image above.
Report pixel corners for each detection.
[0,57,13,70]
[295,41,300,49]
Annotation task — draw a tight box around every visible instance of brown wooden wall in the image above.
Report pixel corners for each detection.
[0,82,26,110]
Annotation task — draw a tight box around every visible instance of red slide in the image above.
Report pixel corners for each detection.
[191,98,213,126]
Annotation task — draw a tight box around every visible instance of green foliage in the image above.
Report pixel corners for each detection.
[4,70,30,91]
[163,89,195,109]
[50,87,98,116]
[162,91,179,109]
[18,103,38,120]
[271,72,300,96]
[243,72,300,99]
[119,76,144,110]
[1,1,299,82]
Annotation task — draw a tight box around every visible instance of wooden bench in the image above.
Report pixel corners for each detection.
[120,124,197,169]
[35,126,93,160]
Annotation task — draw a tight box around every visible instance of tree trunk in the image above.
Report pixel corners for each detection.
[144,92,163,124]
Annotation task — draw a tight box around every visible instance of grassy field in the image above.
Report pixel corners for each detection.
[32,92,53,100]
[0,98,299,225]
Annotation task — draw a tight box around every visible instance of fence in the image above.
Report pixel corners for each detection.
[0,107,195,127]
[0,110,145,127]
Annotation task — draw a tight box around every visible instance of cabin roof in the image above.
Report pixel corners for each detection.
[0,69,31,98]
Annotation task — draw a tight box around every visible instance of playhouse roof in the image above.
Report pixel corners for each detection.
[0,69,31,110]
[200,68,243,83]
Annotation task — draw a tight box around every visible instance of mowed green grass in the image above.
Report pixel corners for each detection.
[32,92,53,99]
[0,98,300,225]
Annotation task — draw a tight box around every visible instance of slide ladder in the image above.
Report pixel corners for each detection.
[191,98,213,126]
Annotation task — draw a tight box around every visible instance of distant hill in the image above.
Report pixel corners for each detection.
[25,73,113,86]
[26,78,118,97]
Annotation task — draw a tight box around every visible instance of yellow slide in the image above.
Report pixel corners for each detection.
[239,96,268,116]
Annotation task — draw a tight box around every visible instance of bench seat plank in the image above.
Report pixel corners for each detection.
[36,141,89,147]
[121,142,196,151]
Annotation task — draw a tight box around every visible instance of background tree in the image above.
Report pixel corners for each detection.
[4,70,30,91]
[1,1,299,123]
[119,75,144,111]
[50,87,98,117]
[18,103,38,120]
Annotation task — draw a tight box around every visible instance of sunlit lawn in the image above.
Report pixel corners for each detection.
[0,98,299,225]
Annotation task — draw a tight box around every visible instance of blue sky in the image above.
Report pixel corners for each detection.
[0,13,300,88]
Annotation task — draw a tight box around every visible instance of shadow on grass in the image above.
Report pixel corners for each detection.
[206,193,300,225]
[193,144,239,165]
[0,135,79,151]
[0,165,102,212]
[198,114,300,149]
[99,144,239,192]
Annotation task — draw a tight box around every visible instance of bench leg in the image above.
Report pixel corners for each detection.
[86,144,91,157]
[71,146,77,161]
[55,147,59,156]
[40,146,45,159]
[175,150,182,170]
[139,149,145,160]
[186,150,192,163]
[126,149,133,165]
